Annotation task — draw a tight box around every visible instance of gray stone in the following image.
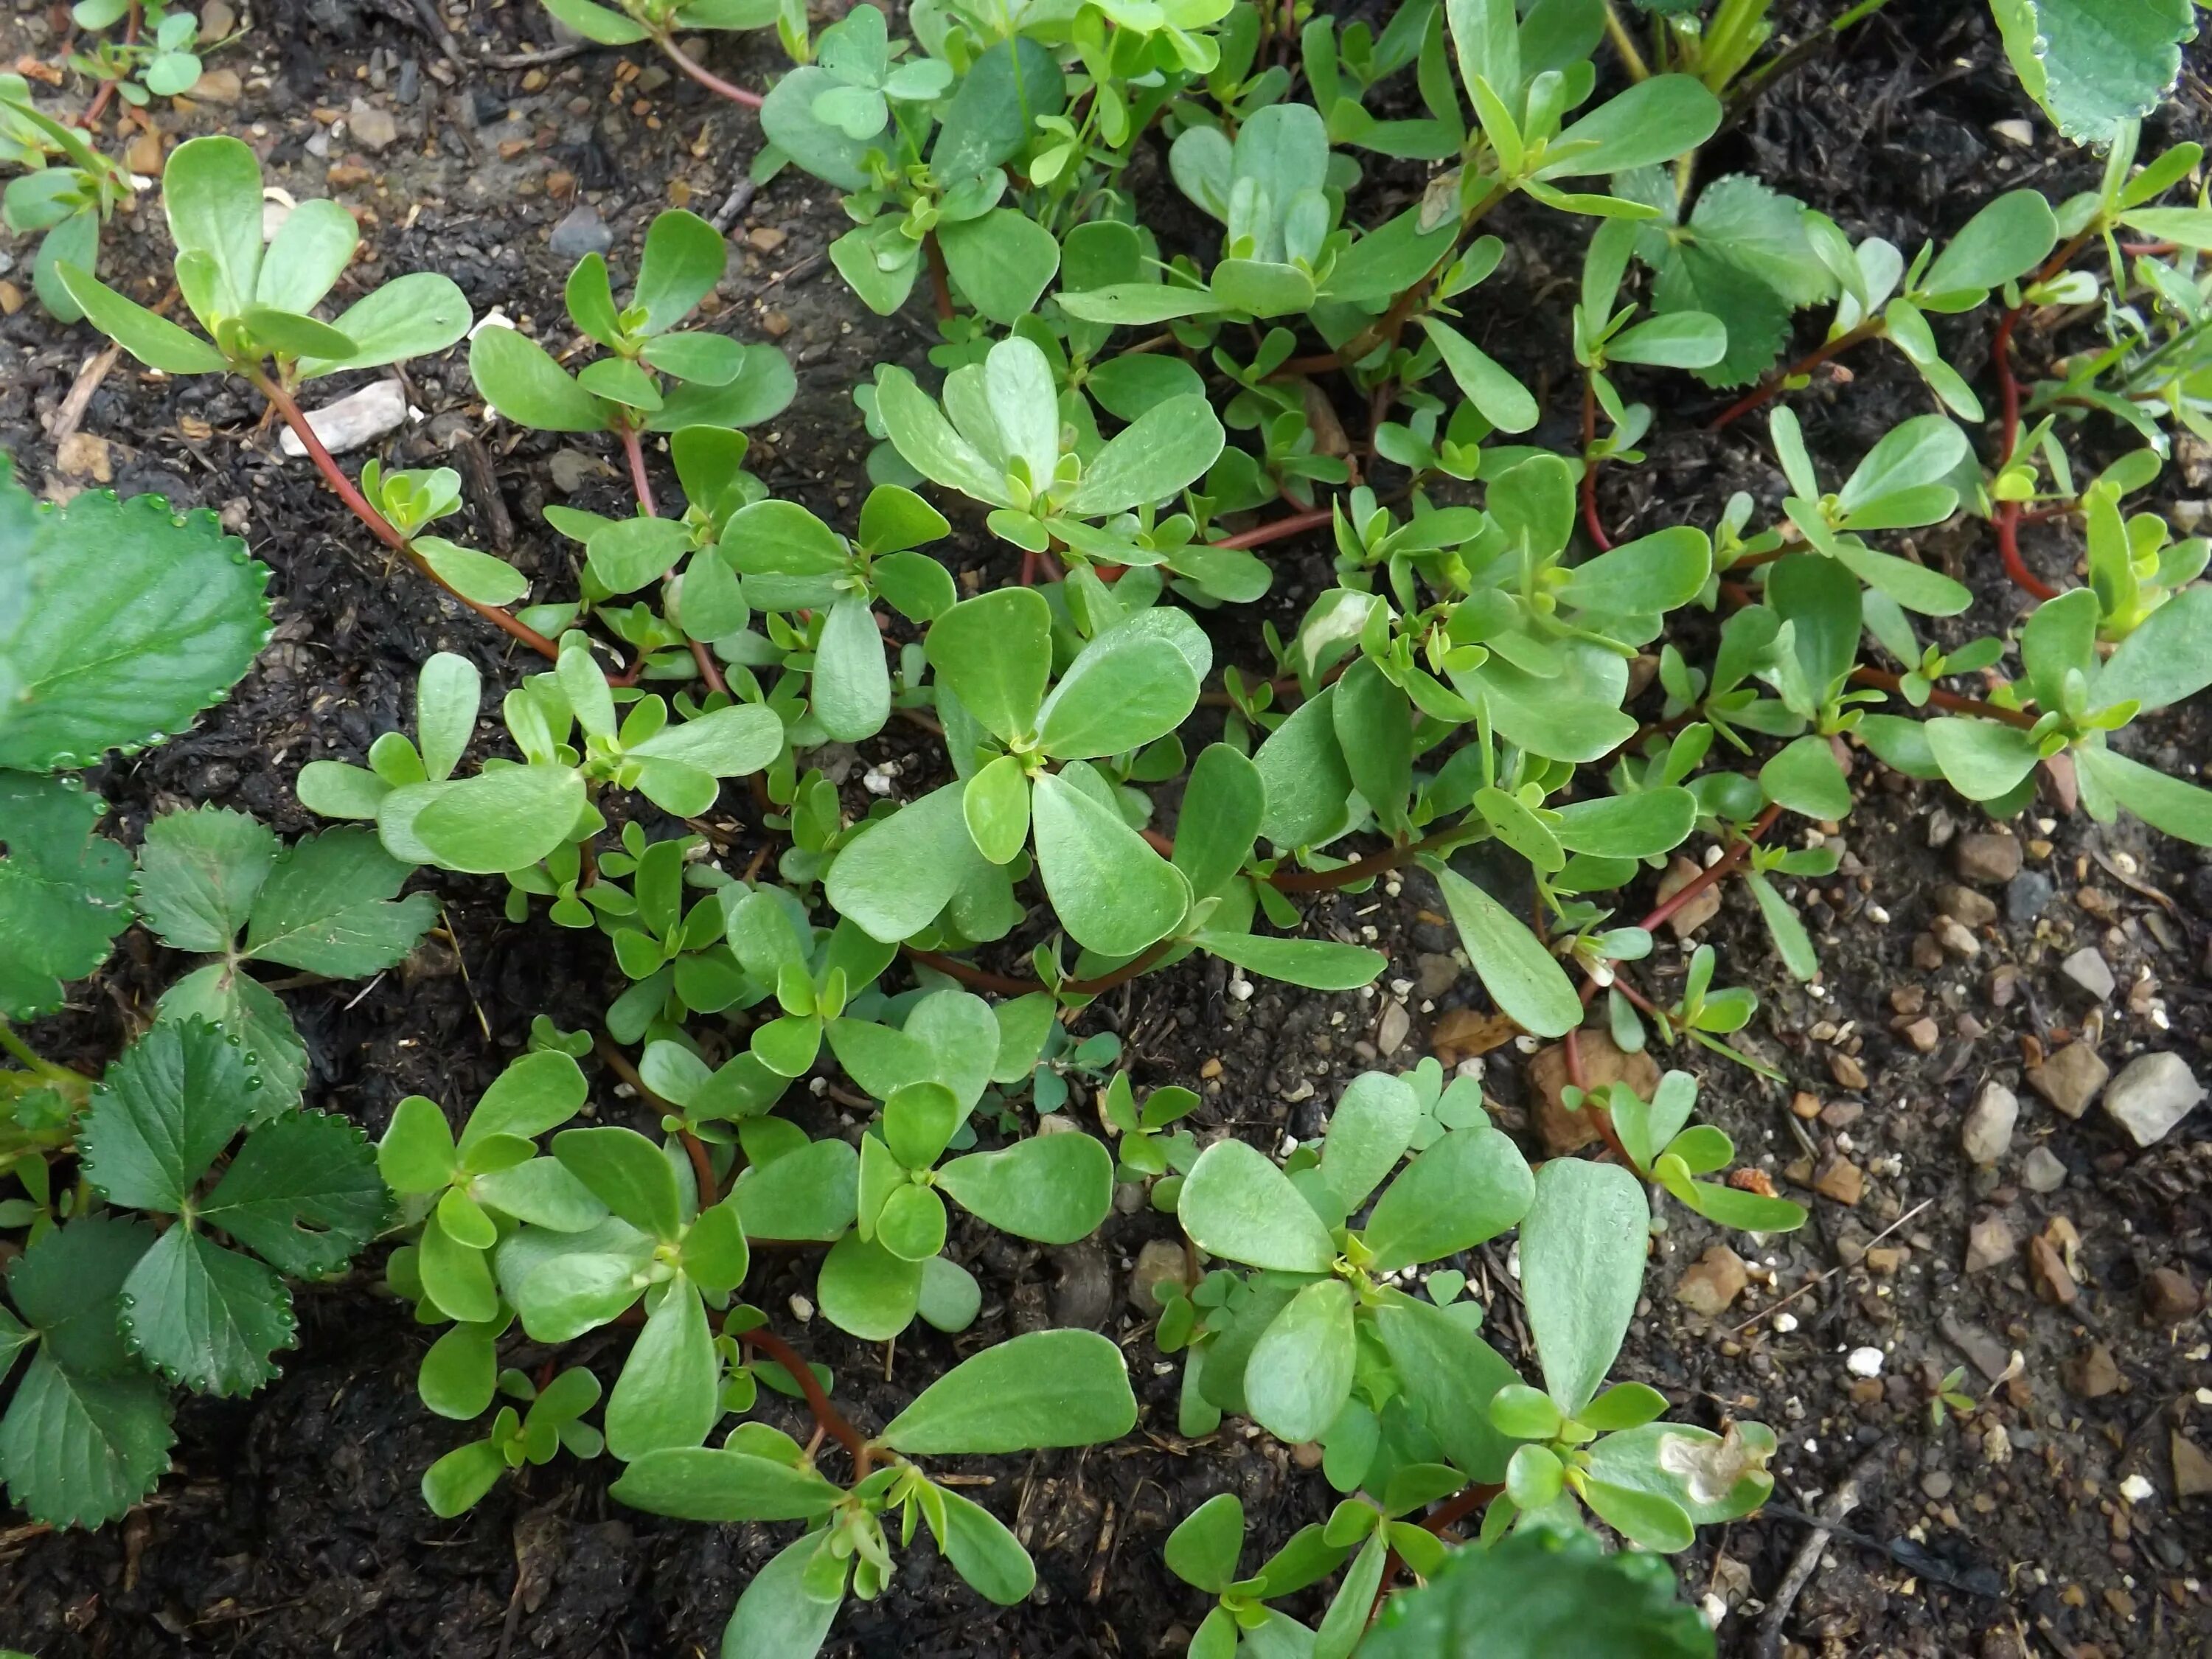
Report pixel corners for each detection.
[1953,832,2023,885]
[2059,947,2115,1001]
[549,204,613,260]
[2021,1145,2067,1193]
[2005,869,2054,925]
[1415,952,1461,1001]
[1961,1082,2017,1166]
[2101,1051,2205,1148]
[1128,1238,1194,1315]
[347,97,399,153]
[1964,1212,2017,1273]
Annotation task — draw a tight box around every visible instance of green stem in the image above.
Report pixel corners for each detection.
[0,1018,83,1085]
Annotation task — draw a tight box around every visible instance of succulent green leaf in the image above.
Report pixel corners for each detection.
[879,1329,1137,1454]
[1031,769,1191,957]
[1245,1278,1357,1442]
[1433,866,1581,1038]
[1519,1158,1649,1413]
[1177,1138,1336,1273]
[936,1133,1115,1244]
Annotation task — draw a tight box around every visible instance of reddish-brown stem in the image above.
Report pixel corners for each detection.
[1708,319,1884,431]
[1209,504,1335,551]
[251,369,568,661]
[743,1326,872,1477]
[1989,303,2059,601]
[654,31,763,108]
[923,233,955,323]
[621,424,657,518]
[1639,803,1783,935]
[1369,1481,1503,1618]
[75,0,139,129]
[1846,664,2035,728]
[1579,372,1613,551]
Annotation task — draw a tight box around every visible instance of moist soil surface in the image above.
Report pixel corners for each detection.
[2,1,2210,1655]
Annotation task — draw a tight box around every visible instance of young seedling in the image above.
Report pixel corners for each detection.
[608,1329,1136,1658]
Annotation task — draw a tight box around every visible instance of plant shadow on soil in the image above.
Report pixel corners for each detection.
[0,1,2209,1654]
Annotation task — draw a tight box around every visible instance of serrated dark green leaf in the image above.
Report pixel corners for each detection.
[116,1225,293,1396]
[156,964,310,1116]
[201,1110,388,1279]
[0,455,270,772]
[132,804,275,953]
[0,1348,174,1529]
[240,827,437,975]
[0,772,132,1018]
[79,1019,258,1217]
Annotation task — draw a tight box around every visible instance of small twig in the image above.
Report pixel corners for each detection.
[46,340,125,445]
[1753,1441,1891,1659]
[404,0,469,68]
[479,41,595,70]
[1727,1199,1933,1336]
[711,177,757,234]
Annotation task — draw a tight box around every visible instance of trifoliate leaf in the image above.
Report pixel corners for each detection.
[201,1110,388,1279]
[0,452,271,773]
[116,1225,293,1396]
[240,827,438,975]
[0,772,131,1018]
[132,804,276,953]
[77,1018,257,1216]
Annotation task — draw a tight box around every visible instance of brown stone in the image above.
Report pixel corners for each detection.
[1674,1245,1750,1316]
[1864,1246,1908,1275]
[1527,1030,1658,1157]
[1655,855,1722,939]
[748,226,788,253]
[2062,1343,2121,1399]
[1828,1051,1868,1091]
[2174,1433,2212,1499]
[1790,1091,1823,1119]
[2026,1042,2109,1119]
[55,432,111,483]
[1814,1156,1864,1206]
[2143,1266,2203,1324]
[1954,832,2023,884]
[2028,1235,2077,1305]
[1902,1017,1941,1053]
[1935,885,1999,927]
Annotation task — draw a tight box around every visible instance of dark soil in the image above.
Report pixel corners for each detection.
[2,1,2210,1655]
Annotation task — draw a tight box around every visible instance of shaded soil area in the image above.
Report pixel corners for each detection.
[1,1,2208,1655]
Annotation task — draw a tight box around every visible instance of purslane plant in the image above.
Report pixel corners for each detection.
[24,0,2212,1646]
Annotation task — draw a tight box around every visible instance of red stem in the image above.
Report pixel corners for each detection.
[1209,505,1333,551]
[1846,664,2034,728]
[654,32,762,108]
[743,1326,872,1476]
[923,233,955,323]
[251,369,568,661]
[621,425,657,517]
[904,937,1174,999]
[1579,372,1612,551]
[1707,319,1884,431]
